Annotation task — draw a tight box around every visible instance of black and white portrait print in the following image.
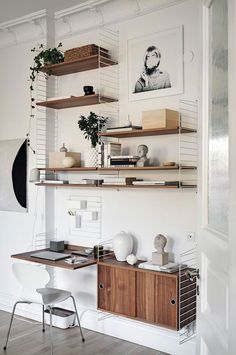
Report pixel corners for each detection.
[128,26,183,101]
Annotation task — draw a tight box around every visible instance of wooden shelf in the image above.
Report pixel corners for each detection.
[36,94,117,110]
[40,55,117,76]
[38,165,196,172]
[36,183,179,189]
[39,167,97,172]
[36,183,97,187]
[99,127,196,138]
[100,166,179,171]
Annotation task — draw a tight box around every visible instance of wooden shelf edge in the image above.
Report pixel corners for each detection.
[38,166,196,172]
[40,55,117,76]
[36,94,117,109]
[35,183,179,189]
[99,127,197,138]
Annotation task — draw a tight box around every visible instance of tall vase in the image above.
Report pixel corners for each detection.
[112,231,133,261]
[85,147,99,167]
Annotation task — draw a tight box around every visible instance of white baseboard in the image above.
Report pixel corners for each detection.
[0,292,196,355]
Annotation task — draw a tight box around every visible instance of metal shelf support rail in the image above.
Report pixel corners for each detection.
[179,245,198,344]
[179,99,198,189]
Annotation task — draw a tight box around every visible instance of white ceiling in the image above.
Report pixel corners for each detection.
[0,0,90,23]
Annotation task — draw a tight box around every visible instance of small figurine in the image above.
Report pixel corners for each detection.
[152,234,169,266]
[136,144,149,167]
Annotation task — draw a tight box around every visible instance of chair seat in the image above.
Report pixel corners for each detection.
[37,287,72,305]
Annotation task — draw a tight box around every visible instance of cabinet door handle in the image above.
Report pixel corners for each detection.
[170,299,176,305]
[99,283,104,289]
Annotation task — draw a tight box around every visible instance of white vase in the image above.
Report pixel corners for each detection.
[85,147,98,167]
[113,231,133,261]
[62,156,75,168]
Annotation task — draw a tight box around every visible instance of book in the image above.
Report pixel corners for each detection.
[106,125,142,132]
[40,180,69,184]
[103,143,122,167]
[64,256,88,265]
[102,177,137,185]
[103,177,136,183]
[78,179,103,185]
[132,180,179,186]
[110,155,139,160]
[138,261,187,273]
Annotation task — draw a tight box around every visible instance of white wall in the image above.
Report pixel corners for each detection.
[0,1,199,354]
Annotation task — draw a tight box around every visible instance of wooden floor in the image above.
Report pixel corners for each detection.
[0,310,170,355]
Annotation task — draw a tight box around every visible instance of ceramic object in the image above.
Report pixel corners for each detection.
[113,231,133,261]
[62,156,75,168]
[83,86,95,96]
[126,254,138,265]
[85,147,98,167]
[60,143,68,152]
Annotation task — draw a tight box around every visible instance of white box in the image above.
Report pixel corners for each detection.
[44,307,75,329]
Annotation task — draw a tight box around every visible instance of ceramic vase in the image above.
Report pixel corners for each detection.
[113,231,133,261]
[85,147,98,167]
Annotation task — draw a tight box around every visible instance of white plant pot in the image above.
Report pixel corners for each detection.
[85,147,98,167]
[112,231,133,261]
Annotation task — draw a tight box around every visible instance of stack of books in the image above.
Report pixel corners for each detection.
[106,125,142,133]
[98,143,121,167]
[132,180,179,186]
[76,179,104,185]
[138,261,187,273]
[110,155,139,167]
[102,177,137,186]
[40,180,69,184]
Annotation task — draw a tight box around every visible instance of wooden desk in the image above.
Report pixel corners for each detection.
[11,244,97,270]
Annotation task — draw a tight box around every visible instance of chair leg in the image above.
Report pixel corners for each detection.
[3,301,31,351]
[42,305,45,332]
[70,295,85,342]
[49,306,53,355]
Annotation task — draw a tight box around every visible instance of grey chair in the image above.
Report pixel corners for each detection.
[3,263,85,354]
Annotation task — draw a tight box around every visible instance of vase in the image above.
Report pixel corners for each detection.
[112,231,133,261]
[85,147,98,167]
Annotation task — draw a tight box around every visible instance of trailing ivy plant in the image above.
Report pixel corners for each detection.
[78,112,108,148]
[29,43,64,115]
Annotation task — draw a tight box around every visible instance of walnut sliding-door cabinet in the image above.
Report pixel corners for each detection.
[97,260,181,330]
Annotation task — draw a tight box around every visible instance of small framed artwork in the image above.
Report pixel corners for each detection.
[128,26,184,101]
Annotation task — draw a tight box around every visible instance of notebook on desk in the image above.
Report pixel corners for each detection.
[30,251,71,261]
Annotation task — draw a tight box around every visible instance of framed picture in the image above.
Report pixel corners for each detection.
[128,26,184,101]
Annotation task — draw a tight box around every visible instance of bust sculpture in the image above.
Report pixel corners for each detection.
[152,233,169,266]
[136,144,149,167]
[154,234,167,253]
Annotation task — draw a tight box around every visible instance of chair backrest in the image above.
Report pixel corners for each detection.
[13,263,50,290]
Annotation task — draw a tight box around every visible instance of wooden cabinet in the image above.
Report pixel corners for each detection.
[136,272,178,329]
[98,260,179,330]
[98,264,136,317]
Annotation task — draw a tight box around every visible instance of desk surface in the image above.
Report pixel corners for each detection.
[11,244,97,270]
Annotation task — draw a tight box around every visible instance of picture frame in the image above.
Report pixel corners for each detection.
[128,26,184,101]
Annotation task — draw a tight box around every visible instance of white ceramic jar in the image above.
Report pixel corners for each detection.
[112,231,133,261]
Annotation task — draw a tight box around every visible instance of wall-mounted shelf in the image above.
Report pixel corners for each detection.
[99,127,196,138]
[40,55,117,76]
[38,167,97,172]
[38,165,197,172]
[36,94,117,110]
[36,183,179,189]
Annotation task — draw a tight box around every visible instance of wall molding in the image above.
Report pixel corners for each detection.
[0,0,188,48]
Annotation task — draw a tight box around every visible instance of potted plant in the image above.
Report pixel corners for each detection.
[29,43,64,114]
[78,112,108,166]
